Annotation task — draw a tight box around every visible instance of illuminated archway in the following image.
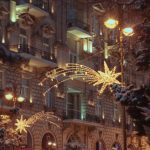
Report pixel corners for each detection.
[42,132,57,150]
[65,134,85,150]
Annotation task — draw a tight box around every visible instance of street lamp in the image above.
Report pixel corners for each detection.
[104,18,119,29]
[104,16,134,150]
[104,18,134,36]
[4,83,25,107]
[122,27,134,36]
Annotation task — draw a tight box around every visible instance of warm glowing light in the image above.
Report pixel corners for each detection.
[30,98,33,103]
[96,62,121,94]
[2,35,5,43]
[40,62,121,95]
[102,111,105,119]
[10,0,16,22]
[118,116,121,123]
[26,111,61,128]
[52,142,56,147]
[15,115,30,133]
[104,18,118,29]
[5,93,13,100]
[17,96,25,103]
[48,141,52,146]
[122,27,134,36]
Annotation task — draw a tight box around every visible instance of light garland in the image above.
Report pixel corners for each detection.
[15,111,61,133]
[39,61,121,95]
[27,111,61,128]
[0,115,11,125]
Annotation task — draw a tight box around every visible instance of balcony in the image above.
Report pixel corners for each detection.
[63,109,104,126]
[18,44,57,68]
[16,0,49,18]
[67,19,91,38]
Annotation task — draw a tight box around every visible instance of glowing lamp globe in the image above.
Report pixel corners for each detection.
[52,142,56,147]
[123,27,134,36]
[48,141,52,146]
[5,93,13,100]
[17,96,25,103]
[104,18,118,29]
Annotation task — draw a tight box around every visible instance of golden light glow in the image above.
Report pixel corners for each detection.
[48,141,52,146]
[27,111,61,128]
[5,93,13,100]
[15,112,61,133]
[0,115,11,125]
[10,0,16,22]
[15,115,30,133]
[40,61,121,95]
[96,62,121,94]
[104,18,118,29]
[122,27,134,36]
[52,143,57,147]
[17,96,25,103]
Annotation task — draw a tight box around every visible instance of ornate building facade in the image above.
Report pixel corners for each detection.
[0,0,149,150]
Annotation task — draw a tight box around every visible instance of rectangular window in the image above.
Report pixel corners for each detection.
[0,71,4,89]
[83,38,93,53]
[95,101,102,118]
[69,52,77,63]
[19,34,28,53]
[113,104,119,122]
[45,91,54,108]
[21,78,30,100]
[67,93,80,119]
[42,38,50,59]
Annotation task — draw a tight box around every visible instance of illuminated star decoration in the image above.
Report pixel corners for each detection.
[94,61,121,94]
[15,115,30,133]
[27,111,61,128]
[39,61,121,95]
[15,112,61,133]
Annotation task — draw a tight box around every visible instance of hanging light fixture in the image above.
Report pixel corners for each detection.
[122,27,134,36]
[17,96,25,103]
[17,88,25,103]
[5,92,13,101]
[104,18,119,29]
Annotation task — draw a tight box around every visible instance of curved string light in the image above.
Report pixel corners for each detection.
[39,61,121,95]
[15,111,61,133]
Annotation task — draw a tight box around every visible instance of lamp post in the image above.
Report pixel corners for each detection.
[104,16,134,150]
[4,83,25,107]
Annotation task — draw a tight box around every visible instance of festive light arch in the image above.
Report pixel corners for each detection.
[39,61,121,95]
[15,111,61,133]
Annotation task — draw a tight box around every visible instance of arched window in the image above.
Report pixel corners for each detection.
[112,142,121,150]
[96,140,105,150]
[65,134,85,150]
[42,133,57,150]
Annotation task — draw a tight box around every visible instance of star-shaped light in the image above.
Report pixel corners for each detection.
[94,61,121,94]
[15,115,30,133]
[40,61,121,95]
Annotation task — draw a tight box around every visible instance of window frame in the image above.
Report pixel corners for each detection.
[0,71,5,89]
[21,77,31,101]
[95,100,102,118]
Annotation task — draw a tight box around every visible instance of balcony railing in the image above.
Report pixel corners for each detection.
[67,19,90,32]
[62,108,104,124]
[18,44,57,63]
[16,0,50,12]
